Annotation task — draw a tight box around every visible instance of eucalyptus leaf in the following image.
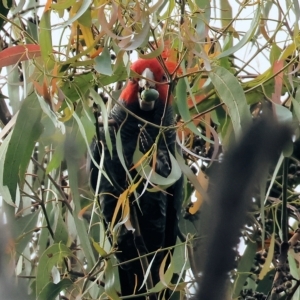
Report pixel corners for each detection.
[94,46,113,76]
[209,66,251,137]
[3,93,42,201]
[273,103,293,124]
[53,0,93,29]
[36,243,73,298]
[232,240,256,298]
[216,5,260,59]
[38,279,73,300]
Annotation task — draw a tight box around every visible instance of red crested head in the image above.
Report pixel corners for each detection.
[120,58,170,108]
[131,58,166,82]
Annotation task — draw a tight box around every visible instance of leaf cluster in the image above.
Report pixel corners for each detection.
[0,0,299,299]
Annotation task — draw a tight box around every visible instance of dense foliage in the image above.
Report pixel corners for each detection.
[0,0,300,299]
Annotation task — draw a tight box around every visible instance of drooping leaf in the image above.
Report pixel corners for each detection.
[64,118,96,269]
[46,141,64,174]
[90,240,120,299]
[39,10,54,69]
[273,103,293,124]
[60,73,93,107]
[220,0,232,28]
[287,252,300,299]
[94,46,113,76]
[38,279,73,300]
[89,88,113,156]
[98,59,128,86]
[0,0,12,29]
[256,269,275,294]
[175,78,203,137]
[0,131,15,206]
[53,0,92,29]
[77,5,92,27]
[175,150,208,198]
[292,95,300,123]
[258,233,275,280]
[103,259,121,299]
[51,0,76,11]
[119,19,151,51]
[188,170,209,215]
[209,66,251,137]
[232,240,257,298]
[14,211,40,255]
[53,207,69,245]
[0,44,41,68]
[133,148,182,186]
[3,93,43,201]
[158,0,175,19]
[216,5,260,59]
[36,243,73,298]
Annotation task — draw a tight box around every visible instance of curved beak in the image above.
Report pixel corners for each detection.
[138,68,157,111]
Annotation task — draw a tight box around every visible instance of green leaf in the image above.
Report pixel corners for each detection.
[175,150,208,198]
[158,0,175,21]
[133,148,182,186]
[51,0,76,11]
[3,93,42,201]
[175,78,189,121]
[65,108,93,160]
[0,0,12,29]
[38,279,73,300]
[60,73,93,107]
[175,78,201,137]
[258,233,275,280]
[39,10,54,69]
[0,131,15,206]
[89,88,113,157]
[77,6,92,27]
[26,19,39,42]
[19,121,43,182]
[7,64,21,113]
[256,269,275,294]
[98,59,127,86]
[14,211,40,255]
[287,252,300,299]
[36,243,73,297]
[270,43,282,64]
[94,46,113,76]
[53,207,69,245]
[293,0,300,27]
[232,240,256,298]
[119,20,150,51]
[292,95,300,122]
[46,142,64,174]
[194,0,211,37]
[209,66,251,137]
[273,103,293,124]
[103,257,121,299]
[172,241,189,274]
[65,119,96,269]
[220,0,232,28]
[216,5,260,59]
[53,0,92,29]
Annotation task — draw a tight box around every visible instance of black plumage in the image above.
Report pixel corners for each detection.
[89,58,183,299]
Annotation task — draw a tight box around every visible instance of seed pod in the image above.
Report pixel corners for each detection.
[284,281,293,289]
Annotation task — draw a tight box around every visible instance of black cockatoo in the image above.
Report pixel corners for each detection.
[90,58,183,299]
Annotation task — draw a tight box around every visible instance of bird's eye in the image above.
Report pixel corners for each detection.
[162,75,167,82]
